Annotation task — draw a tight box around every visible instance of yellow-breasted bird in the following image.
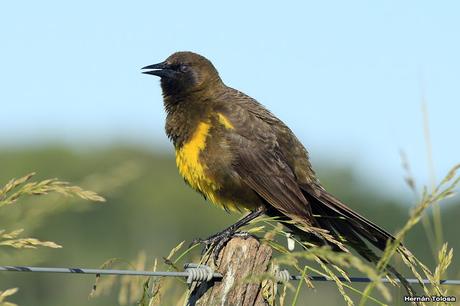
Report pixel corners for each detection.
[142,51,414,294]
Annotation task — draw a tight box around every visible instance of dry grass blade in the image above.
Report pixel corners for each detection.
[1,172,107,304]
[118,251,147,305]
[276,246,391,303]
[0,237,61,249]
[89,253,151,306]
[0,173,105,208]
[48,183,106,202]
[400,150,417,194]
[89,258,124,298]
[163,241,186,271]
[0,229,25,239]
[360,164,460,305]
[261,225,384,305]
[318,258,354,306]
[0,228,62,249]
[0,288,18,306]
[258,218,391,305]
[139,241,195,306]
[0,173,35,196]
[433,243,453,296]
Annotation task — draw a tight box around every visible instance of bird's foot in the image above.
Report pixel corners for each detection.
[191,230,251,263]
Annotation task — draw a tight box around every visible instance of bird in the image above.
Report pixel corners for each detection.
[142,51,415,294]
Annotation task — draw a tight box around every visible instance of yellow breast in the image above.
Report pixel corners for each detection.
[175,121,220,198]
[175,119,245,212]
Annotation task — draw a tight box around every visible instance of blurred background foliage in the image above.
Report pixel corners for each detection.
[0,145,458,305]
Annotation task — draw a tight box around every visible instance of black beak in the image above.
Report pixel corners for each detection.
[141,61,176,78]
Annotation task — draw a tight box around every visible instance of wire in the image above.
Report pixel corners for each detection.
[0,264,222,284]
[1,265,459,285]
[296,275,460,285]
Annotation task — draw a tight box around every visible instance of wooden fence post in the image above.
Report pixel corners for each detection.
[188,236,273,306]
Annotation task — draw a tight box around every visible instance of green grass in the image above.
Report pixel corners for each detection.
[0,146,458,305]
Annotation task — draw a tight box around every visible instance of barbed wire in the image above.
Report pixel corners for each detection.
[0,264,221,284]
[1,265,460,285]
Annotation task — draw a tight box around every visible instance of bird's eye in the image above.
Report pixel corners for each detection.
[179,64,189,72]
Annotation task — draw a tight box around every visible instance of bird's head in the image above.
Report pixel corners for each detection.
[142,51,221,97]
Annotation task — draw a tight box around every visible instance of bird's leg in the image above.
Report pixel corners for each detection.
[192,207,265,261]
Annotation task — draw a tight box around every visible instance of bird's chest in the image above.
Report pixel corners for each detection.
[175,121,220,196]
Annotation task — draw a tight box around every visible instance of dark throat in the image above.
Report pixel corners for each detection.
[163,91,213,148]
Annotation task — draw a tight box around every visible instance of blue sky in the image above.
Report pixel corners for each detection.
[1,1,459,196]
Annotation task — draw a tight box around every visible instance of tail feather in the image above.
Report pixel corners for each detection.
[331,214,416,296]
[319,192,394,250]
[301,190,416,296]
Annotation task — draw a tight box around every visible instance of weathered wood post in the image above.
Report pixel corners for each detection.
[188,236,273,306]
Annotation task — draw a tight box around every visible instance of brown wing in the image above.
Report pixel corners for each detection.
[215,94,315,227]
[223,87,324,196]
[230,131,314,224]
[222,103,341,245]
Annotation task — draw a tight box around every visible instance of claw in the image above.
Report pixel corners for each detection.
[189,238,203,249]
[191,230,252,263]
